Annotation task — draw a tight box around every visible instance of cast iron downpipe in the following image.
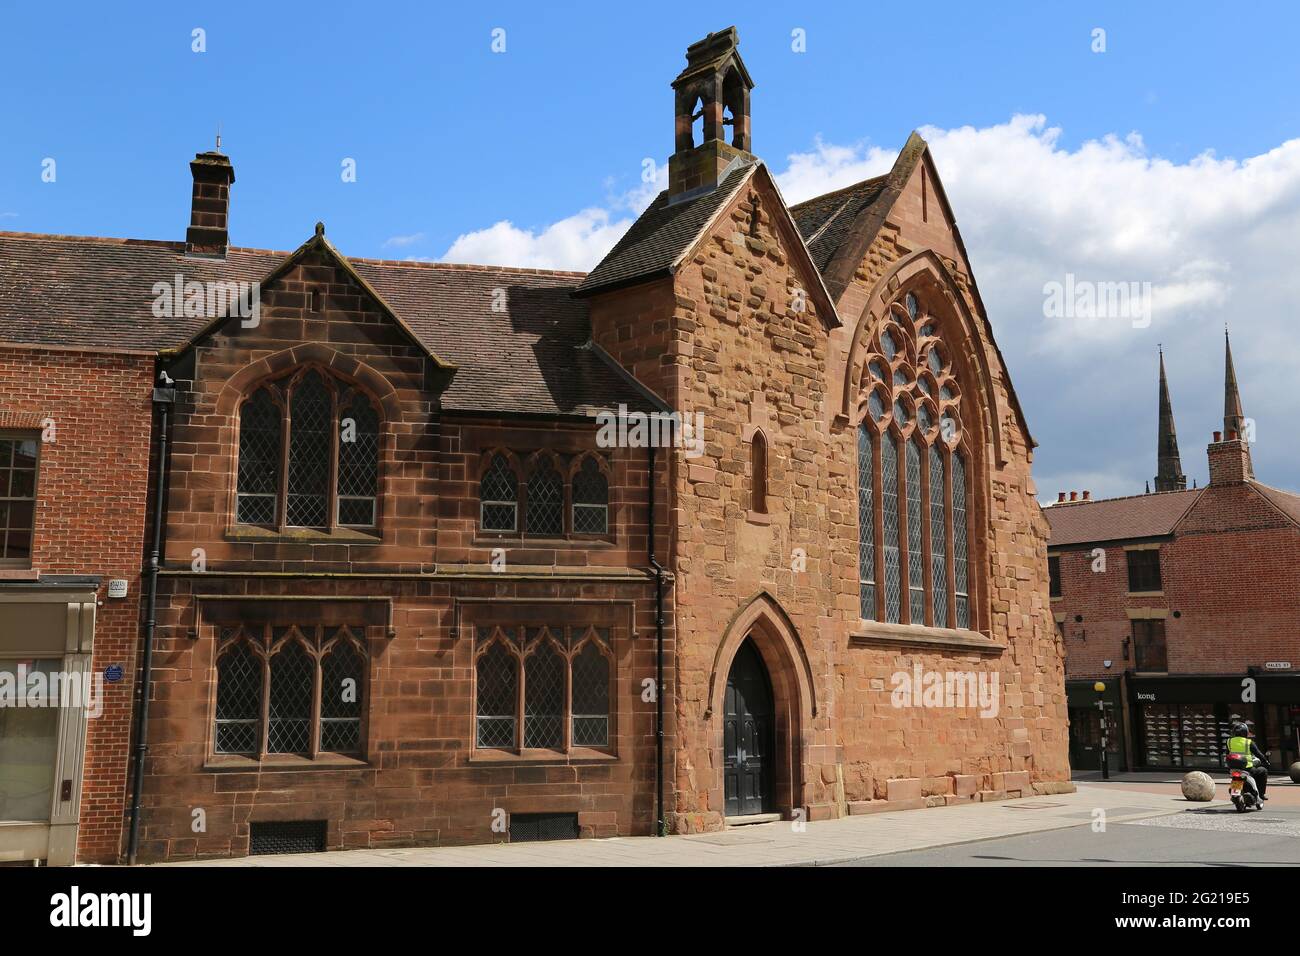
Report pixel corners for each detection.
[648,442,666,836]
[127,372,175,865]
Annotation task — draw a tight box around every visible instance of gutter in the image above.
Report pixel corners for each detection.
[126,371,175,864]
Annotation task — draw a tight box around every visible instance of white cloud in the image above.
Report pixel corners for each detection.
[436,115,1300,494]
[382,232,425,249]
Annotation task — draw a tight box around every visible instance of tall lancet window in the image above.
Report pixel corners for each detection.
[953,449,970,629]
[880,432,901,624]
[857,425,876,620]
[929,444,949,629]
[854,289,974,631]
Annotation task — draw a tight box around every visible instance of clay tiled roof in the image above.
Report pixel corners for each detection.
[1044,489,1204,547]
[574,164,754,297]
[0,231,657,417]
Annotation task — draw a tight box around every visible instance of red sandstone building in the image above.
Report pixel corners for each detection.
[1048,341,1300,773]
[0,28,1069,863]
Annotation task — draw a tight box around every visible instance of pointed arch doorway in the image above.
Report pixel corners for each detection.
[723,637,775,817]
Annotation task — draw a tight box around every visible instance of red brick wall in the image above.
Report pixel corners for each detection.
[0,346,154,863]
[1054,482,1300,679]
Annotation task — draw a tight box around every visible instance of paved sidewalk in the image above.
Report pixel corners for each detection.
[160,784,1221,868]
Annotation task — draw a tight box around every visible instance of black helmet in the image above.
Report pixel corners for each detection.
[1230,721,1249,737]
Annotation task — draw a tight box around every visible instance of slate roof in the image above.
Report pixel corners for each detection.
[574,165,754,297]
[0,231,658,417]
[1044,489,1204,547]
[790,175,888,274]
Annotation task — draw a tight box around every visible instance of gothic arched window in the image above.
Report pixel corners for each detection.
[235,369,381,531]
[750,431,768,514]
[856,290,974,630]
[856,425,876,621]
[526,457,564,536]
[480,454,519,532]
[475,640,518,749]
[571,456,609,535]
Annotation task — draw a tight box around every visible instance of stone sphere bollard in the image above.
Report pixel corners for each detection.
[1181,771,1216,801]
[1289,762,1300,784]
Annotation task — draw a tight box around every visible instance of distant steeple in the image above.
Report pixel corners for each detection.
[1154,348,1186,492]
[1222,328,1254,478]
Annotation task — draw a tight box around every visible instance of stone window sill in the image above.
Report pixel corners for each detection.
[849,620,1004,655]
[745,510,772,525]
[467,747,617,766]
[204,753,369,772]
[226,525,381,545]
[1127,590,1164,598]
[472,534,613,548]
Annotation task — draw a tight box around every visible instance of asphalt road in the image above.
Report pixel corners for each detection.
[838,804,1300,867]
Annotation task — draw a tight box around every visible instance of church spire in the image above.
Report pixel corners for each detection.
[1223,327,1254,478]
[1154,348,1186,492]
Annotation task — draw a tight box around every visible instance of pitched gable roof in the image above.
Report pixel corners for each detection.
[1045,489,1205,547]
[574,164,755,297]
[790,132,928,303]
[0,230,657,418]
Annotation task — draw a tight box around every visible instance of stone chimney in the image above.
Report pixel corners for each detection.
[668,27,755,202]
[1207,431,1251,485]
[185,150,235,257]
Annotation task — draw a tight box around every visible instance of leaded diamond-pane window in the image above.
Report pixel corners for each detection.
[236,369,382,534]
[337,393,379,527]
[268,640,314,754]
[905,292,919,319]
[881,433,901,624]
[572,643,609,747]
[287,372,332,528]
[320,639,364,753]
[480,454,518,532]
[236,388,281,526]
[929,445,949,629]
[476,643,517,749]
[572,457,609,534]
[215,642,262,754]
[953,450,970,629]
[857,425,876,621]
[906,439,925,625]
[526,460,564,536]
[524,641,564,749]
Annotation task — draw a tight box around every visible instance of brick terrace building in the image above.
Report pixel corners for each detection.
[0,350,154,864]
[0,28,1069,863]
[1047,340,1300,772]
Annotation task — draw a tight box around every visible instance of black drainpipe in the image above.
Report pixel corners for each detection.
[127,371,175,865]
[648,442,666,836]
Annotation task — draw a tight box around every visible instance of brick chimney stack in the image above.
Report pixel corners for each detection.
[185,150,235,257]
[668,27,755,201]
[1207,431,1251,485]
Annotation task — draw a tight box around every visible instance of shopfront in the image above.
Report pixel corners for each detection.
[0,577,98,865]
[1128,673,1300,771]
[1066,679,1126,772]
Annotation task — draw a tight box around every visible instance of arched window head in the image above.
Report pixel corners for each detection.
[856,289,975,631]
[480,454,519,532]
[235,368,381,531]
[236,387,282,526]
[572,456,609,535]
[750,431,768,514]
[476,642,518,749]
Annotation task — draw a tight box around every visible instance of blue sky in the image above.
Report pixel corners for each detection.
[4,2,1300,497]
